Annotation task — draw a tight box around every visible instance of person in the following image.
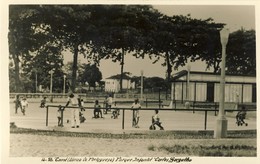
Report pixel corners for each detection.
[131,98,141,128]
[93,100,103,118]
[79,98,85,111]
[20,97,28,116]
[79,112,86,123]
[150,110,164,130]
[65,93,80,128]
[107,94,113,111]
[14,95,22,114]
[57,106,63,127]
[103,96,108,114]
[40,97,47,108]
[236,105,247,124]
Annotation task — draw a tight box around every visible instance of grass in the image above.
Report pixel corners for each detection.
[148,144,256,156]
[10,126,256,139]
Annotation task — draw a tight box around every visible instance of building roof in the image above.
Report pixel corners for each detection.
[171,70,256,82]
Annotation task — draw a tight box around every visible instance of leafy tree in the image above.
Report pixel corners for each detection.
[143,77,168,91]
[9,5,64,92]
[9,5,43,92]
[89,5,161,91]
[78,63,102,90]
[226,29,256,75]
[136,14,224,80]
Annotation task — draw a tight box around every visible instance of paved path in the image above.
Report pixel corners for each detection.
[10,103,256,133]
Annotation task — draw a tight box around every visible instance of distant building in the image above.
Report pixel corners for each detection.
[170,70,256,103]
[104,74,135,93]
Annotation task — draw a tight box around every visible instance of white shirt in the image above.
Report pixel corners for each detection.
[20,100,28,107]
[131,103,141,109]
[67,95,78,106]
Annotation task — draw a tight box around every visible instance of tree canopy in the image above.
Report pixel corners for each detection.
[8,5,256,93]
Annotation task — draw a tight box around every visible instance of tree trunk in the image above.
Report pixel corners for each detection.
[71,44,79,92]
[13,53,21,92]
[165,52,172,81]
[120,48,125,92]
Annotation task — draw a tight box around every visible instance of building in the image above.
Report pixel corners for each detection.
[104,74,135,93]
[170,70,256,103]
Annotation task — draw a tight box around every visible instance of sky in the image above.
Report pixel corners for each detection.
[63,5,256,79]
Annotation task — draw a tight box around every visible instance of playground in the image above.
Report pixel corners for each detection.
[10,101,256,132]
[8,100,257,157]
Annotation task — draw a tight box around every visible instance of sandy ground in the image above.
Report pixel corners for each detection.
[10,133,174,157]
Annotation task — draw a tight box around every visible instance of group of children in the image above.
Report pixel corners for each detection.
[14,94,165,130]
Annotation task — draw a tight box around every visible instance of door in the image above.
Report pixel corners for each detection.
[207,82,215,102]
[252,83,256,103]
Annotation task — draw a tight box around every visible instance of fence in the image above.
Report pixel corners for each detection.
[45,105,256,131]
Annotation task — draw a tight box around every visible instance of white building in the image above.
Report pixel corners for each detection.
[104,74,135,93]
[170,70,256,103]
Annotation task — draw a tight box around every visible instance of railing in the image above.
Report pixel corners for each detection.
[45,105,256,130]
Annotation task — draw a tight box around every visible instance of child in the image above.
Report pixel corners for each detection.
[236,105,247,125]
[111,104,119,119]
[79,112,86,123]
[103,96,108,114]
[40,97,47,108]
[150,110,164,130]
[14,95,21,114]
[80,99,85,111]
[131,98,141,128]
[57,106,62,126]
[20,97,28,116]
[93,100,103,118]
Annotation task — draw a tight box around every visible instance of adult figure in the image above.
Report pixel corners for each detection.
[65,93,80,128]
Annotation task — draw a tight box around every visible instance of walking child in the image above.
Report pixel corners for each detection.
[20,97,28,115]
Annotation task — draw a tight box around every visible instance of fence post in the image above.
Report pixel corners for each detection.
[122,109,125,130]
[132,109,134,127]
[214,102,217,116]
[61,107,64,127]
[204,110,208,130]
[46,106,49,126]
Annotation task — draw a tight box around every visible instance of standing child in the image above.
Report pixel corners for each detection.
[80,99,85,111]
[57,106,62,126]
[131,98,141,128]
[20,97,28,116]
[14,95,21,114]
[107,95,113,112]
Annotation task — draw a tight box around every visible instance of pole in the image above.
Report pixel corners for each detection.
[140,70,143,102]
[159,88,161,109]
[35,72,37,93]
[214,28,229,138]
[63,75,66,95]
[49,70,54,102]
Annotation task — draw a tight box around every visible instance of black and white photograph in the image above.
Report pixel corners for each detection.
[1,0,259,163]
